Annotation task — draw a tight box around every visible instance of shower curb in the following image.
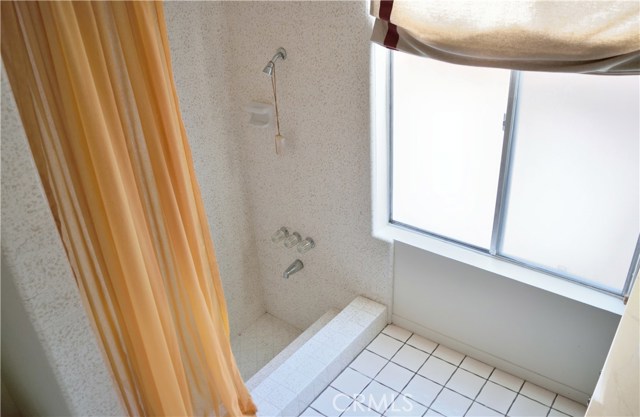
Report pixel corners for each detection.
[247,308,340,392]
[249,296,387,417]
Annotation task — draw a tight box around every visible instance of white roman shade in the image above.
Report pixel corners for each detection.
[371,1,640,74]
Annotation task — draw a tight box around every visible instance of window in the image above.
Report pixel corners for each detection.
[373,46,640,310]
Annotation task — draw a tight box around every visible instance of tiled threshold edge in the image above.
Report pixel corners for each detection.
[250,296,387,417]
[392,314,590,406]
[247,309,340,391]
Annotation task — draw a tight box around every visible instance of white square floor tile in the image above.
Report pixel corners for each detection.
[351,349,389,378]
[430,388,473,416]
[310,326,571,417]
[300,407,325,417]
[431,345,465,366]
[376,362,414,392]
[552,396,587,417]
[489,369,524,392]
[368,334,404,359]
[331,368,372,398]
[391,344,429,372]
[311,387,353,417]
[445,368,486,399]
[476,381,517,414]
[548,409,571,417]
[341,402,382,417]
[460,357,494,379]
[466,402,504,417]
[508,395,550,417]
[406,334,438,354]
[418,357,457,385]
[402,375,442,408]
[383,325,412,342]
[359,381,399,414]
[520,382,555,406]
[384,395,428,417]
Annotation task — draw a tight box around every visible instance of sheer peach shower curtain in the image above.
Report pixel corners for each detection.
[1,2,256,416]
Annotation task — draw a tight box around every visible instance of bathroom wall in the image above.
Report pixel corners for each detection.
[222,1,393,330]
[164,1,266,336]
[587,278,639,416]
[2,259,71,416]
[393,242,621,404]
[1,68,125,416]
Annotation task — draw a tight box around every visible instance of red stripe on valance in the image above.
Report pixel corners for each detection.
[379,0,399,49]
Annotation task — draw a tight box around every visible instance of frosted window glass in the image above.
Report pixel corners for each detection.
[391,52,510,248]
[502,72,640,292]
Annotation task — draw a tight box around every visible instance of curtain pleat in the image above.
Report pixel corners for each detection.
[1,2,257,415]
[371,0,640,74]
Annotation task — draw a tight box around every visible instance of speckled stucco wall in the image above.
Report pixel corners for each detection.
[1,68,125,416]
[223,1,393,330]
[164,1,266,337]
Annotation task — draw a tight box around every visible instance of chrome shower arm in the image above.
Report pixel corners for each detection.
[271,47,287,64]
[263,47,287,75]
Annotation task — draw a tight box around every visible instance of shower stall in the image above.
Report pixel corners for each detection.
[1,2,389,415]
[163,0,393,382]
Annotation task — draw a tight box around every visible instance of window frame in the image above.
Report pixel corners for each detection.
[371,46,639,315]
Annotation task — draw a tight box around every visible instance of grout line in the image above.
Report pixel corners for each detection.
[489,369,510,416]
[381,325,412,343]
[545,394,559,417]
[309,405,326,416]
[463,359,492,416]
[345,331,435,416]
[423,342,463,414]
[359,337,412,416]
[330,340,395,416]
[548,393,559,410]
[389,346,430,373]
[504,389,520,416]
[447,355,475,416]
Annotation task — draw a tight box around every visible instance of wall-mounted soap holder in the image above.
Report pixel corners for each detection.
[245,101,273,128]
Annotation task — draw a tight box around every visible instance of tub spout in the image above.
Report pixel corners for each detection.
[283,259,303,279]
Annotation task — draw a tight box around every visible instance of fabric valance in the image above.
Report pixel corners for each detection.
[371,1,640,74]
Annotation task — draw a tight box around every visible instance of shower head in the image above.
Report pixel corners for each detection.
[263,61,275,76]
[263,47,287,76]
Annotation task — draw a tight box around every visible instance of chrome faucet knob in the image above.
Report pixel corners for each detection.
[284,232,302,248]
[271,226,289,243]
[297,238,315,253]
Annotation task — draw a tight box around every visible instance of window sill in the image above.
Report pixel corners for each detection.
[374,222,625,315]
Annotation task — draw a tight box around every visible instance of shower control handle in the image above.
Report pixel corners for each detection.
[271,226,289,243]
[297,238,315,254]
[284,232,301,248]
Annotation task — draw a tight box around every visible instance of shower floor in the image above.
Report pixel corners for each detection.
[231,313,301,380]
